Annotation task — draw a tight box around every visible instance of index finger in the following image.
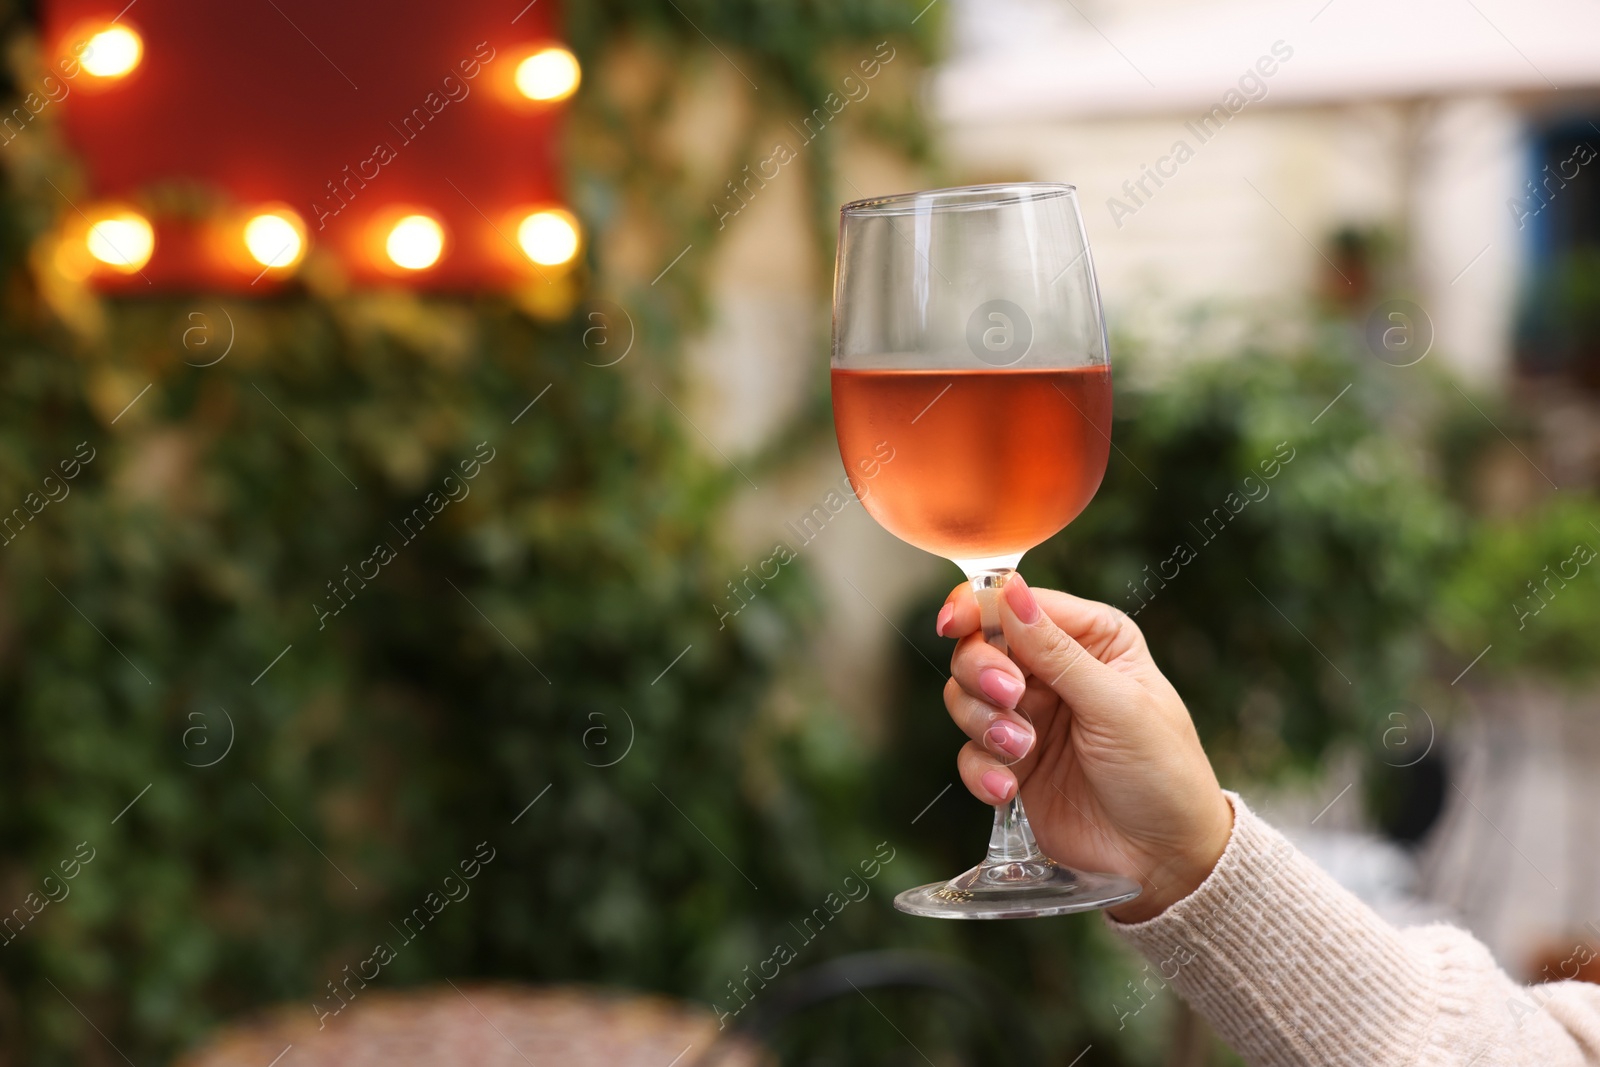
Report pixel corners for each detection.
[937,580,1137,651]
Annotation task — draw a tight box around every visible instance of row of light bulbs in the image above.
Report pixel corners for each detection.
[75,204,582,276]
[66,20,583,280]
[73,24,582,102]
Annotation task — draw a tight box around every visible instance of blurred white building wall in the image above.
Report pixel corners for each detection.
[933,0,1600,382]
[1411,97,1527,383]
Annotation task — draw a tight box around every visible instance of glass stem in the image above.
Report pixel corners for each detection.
[969,569,1048,868]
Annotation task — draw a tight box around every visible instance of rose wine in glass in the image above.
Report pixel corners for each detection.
[831,184,1140,919]
[832,366,1111,561]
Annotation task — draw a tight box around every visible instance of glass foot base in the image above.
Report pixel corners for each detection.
[893,859,1141,920]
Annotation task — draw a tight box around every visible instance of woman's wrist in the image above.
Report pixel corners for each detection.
[1106,790,1235,924]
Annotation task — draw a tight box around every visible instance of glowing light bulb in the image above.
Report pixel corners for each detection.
[514,47,580,102]
[517,209,580,267]
[244,210,306,270]
[385,215,444,270]
[81,26,142,79]
[85,211,154,272]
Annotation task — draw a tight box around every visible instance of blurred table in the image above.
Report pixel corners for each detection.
[177,985,761,1067]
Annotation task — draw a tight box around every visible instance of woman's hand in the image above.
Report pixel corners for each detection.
[936,575,1234,923]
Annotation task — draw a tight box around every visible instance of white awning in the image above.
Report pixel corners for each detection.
[934,0,1600,123]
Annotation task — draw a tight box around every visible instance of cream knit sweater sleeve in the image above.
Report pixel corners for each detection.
[1108,791,1600,1066]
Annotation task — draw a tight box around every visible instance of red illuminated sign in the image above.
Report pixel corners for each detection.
[39,0,574,290]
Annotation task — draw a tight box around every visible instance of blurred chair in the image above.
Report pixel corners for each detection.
[696,951,1046,1067]
[177,985,761,1067]
[1419,681,1600,978]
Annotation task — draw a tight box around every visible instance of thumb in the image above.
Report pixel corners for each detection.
[998,575,1134,716]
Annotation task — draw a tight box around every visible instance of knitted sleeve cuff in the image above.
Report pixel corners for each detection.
[1105,791,1437,1066]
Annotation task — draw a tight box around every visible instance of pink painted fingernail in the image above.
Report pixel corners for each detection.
[986,720,1033,760]
[980,771,1015,802]
[1004,574,1040,624]
[978,668,1025,709]
[935,603,954,637]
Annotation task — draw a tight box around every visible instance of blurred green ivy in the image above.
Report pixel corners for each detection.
[1434,493,1600,681]
[0,1,937,1063]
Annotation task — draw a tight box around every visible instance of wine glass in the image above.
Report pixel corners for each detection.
[830,183,1141,919]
